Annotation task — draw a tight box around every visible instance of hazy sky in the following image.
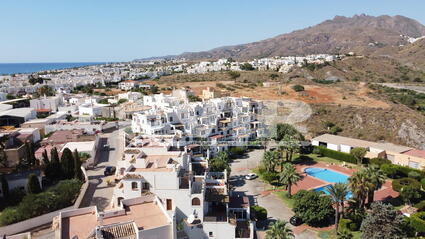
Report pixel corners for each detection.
[1,0,424,63]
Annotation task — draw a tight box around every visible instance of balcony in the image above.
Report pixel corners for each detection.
[204,204,227,222]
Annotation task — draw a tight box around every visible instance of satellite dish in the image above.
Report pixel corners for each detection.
[187,214,195,224]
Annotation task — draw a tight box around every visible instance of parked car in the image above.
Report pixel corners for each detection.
[104,166,116,176]
[245,173,257,180]
[290,216,303,226]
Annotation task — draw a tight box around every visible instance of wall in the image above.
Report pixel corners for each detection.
[138,224,173,239]
[327,143,339,151]
[203,221,235,239]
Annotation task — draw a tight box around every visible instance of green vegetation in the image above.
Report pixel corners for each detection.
[188,94,202,102]
[227,71,241,80]
[360,202,407,239]
[293,190,335,227]
[292,84,305,92]
[26,174,42,194]
[250,205,267,221]
[240,63,255,71]
[369,84,425,114]
[0,179,82,226]
[28,75,50,85]
[313,79,337,84]
[278,163,301,197]
[274,191,296,208]
[117,98,128,104]
[208,151,231,174]
[315,146,357,164]
[350,147,367,165]
[392,177,421,192]
[265,220,294,239]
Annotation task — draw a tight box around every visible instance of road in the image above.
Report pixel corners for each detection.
[229,149,317,239]
[80,126,125,211]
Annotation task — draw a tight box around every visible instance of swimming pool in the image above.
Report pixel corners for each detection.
[304,167,349,184]
[305,167,352,198]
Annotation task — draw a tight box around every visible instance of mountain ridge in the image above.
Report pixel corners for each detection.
[138,14,425,61]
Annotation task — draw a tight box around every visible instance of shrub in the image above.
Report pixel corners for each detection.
[339,218,352,231]
[408,171,421,180]
[414,200,425,211]
[369,157,391,166]
[421,178,425,190]
[314,146,357,164]
[381,164,425,179]
[0,179,82,226]
[293,190,335,226]
[229,147,245,157]
[392,178,421,192]
[410,212,425,233]
[292,85,305,92]
[380,164,399,178]
[348,221,360,231]
[250,205,268,221]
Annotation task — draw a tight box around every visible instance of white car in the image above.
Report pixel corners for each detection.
[245,173,257,180]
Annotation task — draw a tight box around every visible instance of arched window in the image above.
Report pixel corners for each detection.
[131,182,138,190]
[192,197,200,206]
[117,197,124,205]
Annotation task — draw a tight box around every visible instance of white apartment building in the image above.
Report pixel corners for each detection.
[132,95,265,153]
[111,134,254,239]
[29,94,64,112]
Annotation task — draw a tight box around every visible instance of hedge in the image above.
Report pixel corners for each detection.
[392,178,421,192]
[421,178,425,190]
[315,146,357,164]
[0,179,82,226]
[380,163,425,179]
[414,200,425,211]
[251,205,268,221]
[368,157,391,166]
[410,212,425,233]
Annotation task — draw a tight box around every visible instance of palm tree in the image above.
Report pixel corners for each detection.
[364,165,386,207]
[262,150,280,173]
[279,163,301,197]
[265,220,294,239]
[327,183,349,232]
[337,229,353,239]
[348,171,369,209]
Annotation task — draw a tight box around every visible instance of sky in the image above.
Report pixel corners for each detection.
[1,0,424,63]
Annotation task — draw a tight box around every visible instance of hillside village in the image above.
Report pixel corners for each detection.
[1,12,425,239]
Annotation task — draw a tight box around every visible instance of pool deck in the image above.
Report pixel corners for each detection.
[292,161,399,201]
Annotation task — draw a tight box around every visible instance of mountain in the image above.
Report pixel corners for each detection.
[173,14,425,60]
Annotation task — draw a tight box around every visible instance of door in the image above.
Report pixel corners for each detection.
[166,199,172,210]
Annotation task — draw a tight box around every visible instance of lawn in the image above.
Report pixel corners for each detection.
[318,229,361,239]
[294,153,361,170]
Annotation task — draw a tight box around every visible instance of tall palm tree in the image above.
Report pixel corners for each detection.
[364,165,386,206]
[348,171,369,209]
[279,163,301,197]
[265,220,294,239]
[262,150,280,173]
[327,183,349,232]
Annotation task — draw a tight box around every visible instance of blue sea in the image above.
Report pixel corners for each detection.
[0,62,106,75]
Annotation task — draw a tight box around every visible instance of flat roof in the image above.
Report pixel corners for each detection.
[61,212,98,239]
[0,108,34,118]
[62,141,95,152]
[102,202,169,230]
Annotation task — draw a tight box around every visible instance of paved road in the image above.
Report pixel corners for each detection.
[80,127,124,211]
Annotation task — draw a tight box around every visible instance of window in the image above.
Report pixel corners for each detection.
[131,182,138,190]
[142,182,150,190]
[209,232,213,237]
[192,197,200,206]
[166,199,172,210]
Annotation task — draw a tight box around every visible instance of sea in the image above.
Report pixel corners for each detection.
[0,62,106,75]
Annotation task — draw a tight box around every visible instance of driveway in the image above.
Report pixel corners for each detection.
[229,149,318,239]
[80,127,124,211]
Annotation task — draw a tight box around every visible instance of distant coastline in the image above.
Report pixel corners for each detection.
[0,62,106,75]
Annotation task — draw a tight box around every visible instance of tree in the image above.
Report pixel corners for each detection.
[1,174,9,198]
[327,183,349,232]
[262,150,280,173]
[364,165,386,206]
[292,85,305,92]
[61,148,75,179]
[269,73,279,80]
[293,190,335,226]
[73,149,84,181]
[279,163,301,197]
[348,170,369,209]
[227,71,241,80]
[278,135,299,164]
[27,174,41,194]
[240,63,254,71]
[41,149,49,165]
[337,230,353,239]
[24,142,36,166]
[350,147,367,165]
[400,186,421,205]
[0,135,9,167]
[208,152,230,174]
[272,123,303,142]
[360,202,406,239]
[265,220,294,239]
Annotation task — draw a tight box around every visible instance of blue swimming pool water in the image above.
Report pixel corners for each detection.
[305,167,352,198]
[305,167,349,184]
